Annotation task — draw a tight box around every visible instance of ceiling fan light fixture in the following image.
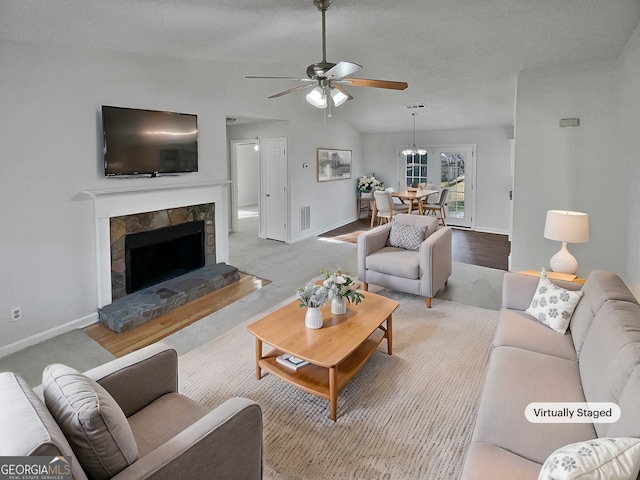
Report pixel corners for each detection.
[306,86,327,108]
[330,87,348,107]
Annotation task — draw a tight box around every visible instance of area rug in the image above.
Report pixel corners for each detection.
[178,289,498,479]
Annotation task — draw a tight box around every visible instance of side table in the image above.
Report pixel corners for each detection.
[357,192,373,220]
[518,270,586,285]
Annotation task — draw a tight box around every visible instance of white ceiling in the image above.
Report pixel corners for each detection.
[2,0,639,133]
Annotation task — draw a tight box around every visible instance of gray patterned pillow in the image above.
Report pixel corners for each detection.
[525,269,583,334]
[388,222,427,250]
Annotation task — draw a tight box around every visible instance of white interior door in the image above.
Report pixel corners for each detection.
[262,138,287,242]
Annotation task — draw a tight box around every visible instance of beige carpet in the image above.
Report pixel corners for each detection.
[178,289,498,479]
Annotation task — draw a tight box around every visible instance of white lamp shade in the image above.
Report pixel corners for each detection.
[544,210,589,244]
[330,88,348,107]
[306,86,327,108]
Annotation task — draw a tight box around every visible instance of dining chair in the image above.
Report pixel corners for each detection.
[385,187,407,206]
[373,190,409,225]
[425,184,439,205]
[423,187,449,225]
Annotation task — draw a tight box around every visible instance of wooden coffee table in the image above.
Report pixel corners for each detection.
[247,291,399,421]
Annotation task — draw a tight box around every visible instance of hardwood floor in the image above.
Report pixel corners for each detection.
[319,217,511,271]
[451,229,510,271]
[84,273,269,357]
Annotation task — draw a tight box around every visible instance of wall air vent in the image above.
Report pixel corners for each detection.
[300,206,311,231]
[404,104,426,110]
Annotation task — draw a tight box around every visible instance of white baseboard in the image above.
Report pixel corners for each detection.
[0,312,99,359]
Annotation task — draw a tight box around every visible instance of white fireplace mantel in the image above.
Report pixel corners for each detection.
[83,180,230,308]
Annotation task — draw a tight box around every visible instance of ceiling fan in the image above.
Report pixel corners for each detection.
[246,0,408,119]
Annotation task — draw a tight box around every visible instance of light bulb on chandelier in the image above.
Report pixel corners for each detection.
[402,113,426,156]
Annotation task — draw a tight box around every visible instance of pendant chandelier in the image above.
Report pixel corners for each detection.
[402,113,427,156]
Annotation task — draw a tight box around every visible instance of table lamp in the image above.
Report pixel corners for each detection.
[543,210,589,275]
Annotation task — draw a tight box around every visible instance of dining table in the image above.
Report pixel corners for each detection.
[370,189,439,227]
[392,189,439,215]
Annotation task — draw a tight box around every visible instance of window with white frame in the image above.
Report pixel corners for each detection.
[404,153,427,187]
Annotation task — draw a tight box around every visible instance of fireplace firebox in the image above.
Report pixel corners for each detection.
[125,220,205,294]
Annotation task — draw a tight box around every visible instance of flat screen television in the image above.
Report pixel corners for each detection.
[102,105,198,176]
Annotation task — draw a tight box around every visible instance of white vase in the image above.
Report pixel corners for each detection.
[360,191,373,199]
[305,307,323,329]
[331,297,347,315]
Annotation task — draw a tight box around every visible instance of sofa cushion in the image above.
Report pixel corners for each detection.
[493,309,577,361]
[127,392,209,456]
[570,270,639,357]
[525,271,583,334]
[388,221,427,250]
[43,364,139,480]
[365,246,419,279]
[460,442,541,480]
[471,346,596,465]
[539,437,640,480]
[0,372,88,480]
[579,301,640,438]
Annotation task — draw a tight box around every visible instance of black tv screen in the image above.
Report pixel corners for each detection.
[102,106,198,176]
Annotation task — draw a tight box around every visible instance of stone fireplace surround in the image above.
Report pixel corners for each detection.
[84,181,231,309]
[110,204,215,301]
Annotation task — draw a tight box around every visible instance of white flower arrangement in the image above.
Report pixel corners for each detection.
[296,283,329,308]
[357,174,384,193]
[321,269,365,304]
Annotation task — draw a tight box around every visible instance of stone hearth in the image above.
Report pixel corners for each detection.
[98,263,240,333]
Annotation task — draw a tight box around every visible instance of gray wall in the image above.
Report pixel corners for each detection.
[0,41,362,354]
[512,20,640,297]
[362,127,513,234]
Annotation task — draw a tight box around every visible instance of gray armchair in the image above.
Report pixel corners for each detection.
[0,342,263,480]
[357,213,452,308]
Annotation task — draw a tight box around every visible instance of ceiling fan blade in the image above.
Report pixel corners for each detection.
[268,84,313,99]
[246,76,314,81]
[323,61,362,80]
[333,83,354,101]
[340,78,408,90]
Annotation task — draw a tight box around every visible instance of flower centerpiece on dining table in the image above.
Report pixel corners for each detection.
[357,175,384,195]
[296,283,329,329]
[321,269,365,315]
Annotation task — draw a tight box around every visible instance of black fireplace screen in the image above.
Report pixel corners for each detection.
[124,220,205,294]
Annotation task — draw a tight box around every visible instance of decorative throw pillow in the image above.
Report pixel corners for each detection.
[538,437,640,480]
[388,222,427,251]
[42,364,139,480]
[525,269,583,334]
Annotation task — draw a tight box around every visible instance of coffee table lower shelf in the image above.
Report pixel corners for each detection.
[257,329,386,420]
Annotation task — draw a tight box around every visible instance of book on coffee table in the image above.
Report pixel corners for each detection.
[276,353,310,370]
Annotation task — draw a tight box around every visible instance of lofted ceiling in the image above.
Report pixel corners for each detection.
[1,0,639,133]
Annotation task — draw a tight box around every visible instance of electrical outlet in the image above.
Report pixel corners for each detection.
[10,306,22,322]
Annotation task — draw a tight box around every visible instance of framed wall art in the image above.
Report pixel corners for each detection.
[317,148,352,182]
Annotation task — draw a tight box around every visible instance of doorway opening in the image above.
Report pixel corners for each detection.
[230,139,260,236]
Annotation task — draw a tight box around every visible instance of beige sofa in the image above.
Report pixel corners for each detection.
[461,270,640,479]
[0,342,263,480]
